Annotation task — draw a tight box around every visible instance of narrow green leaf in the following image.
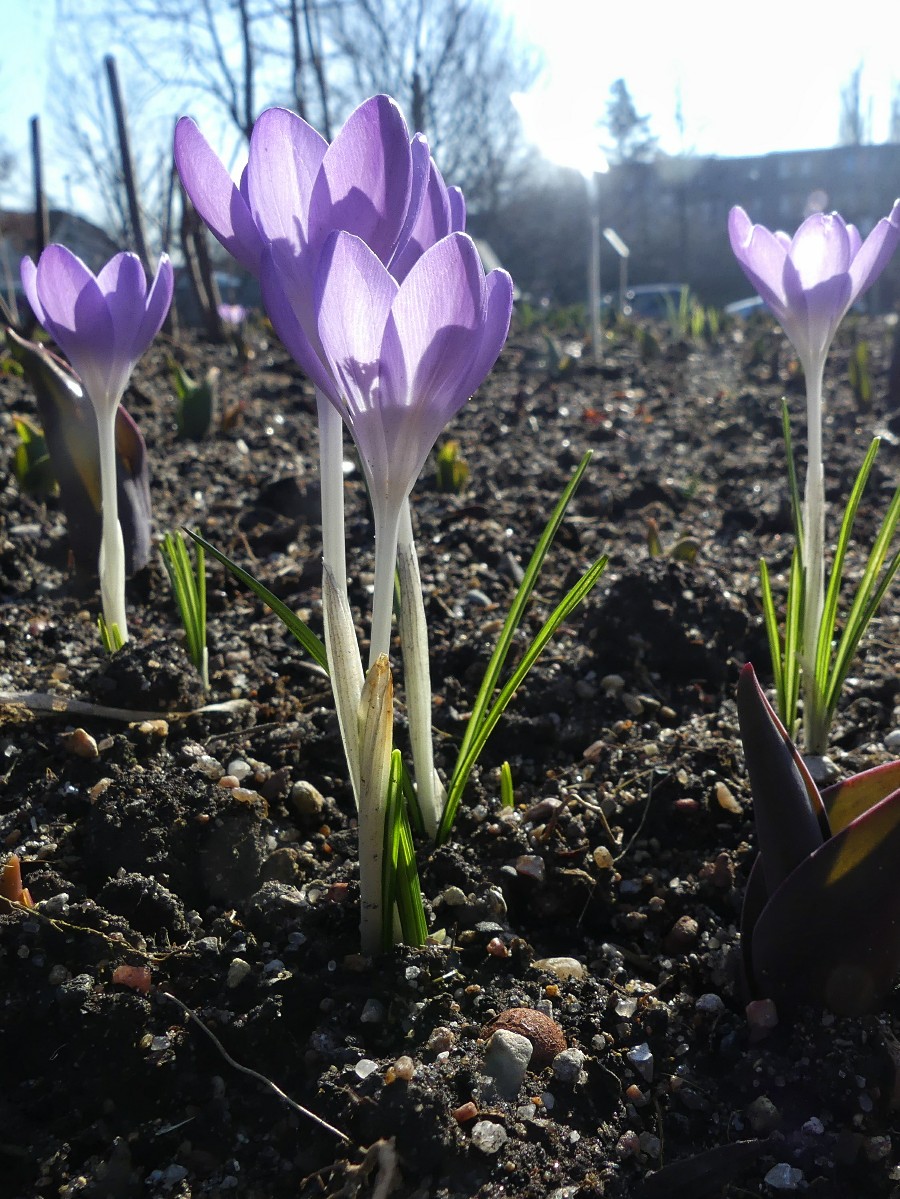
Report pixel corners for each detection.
[824,481,900,718]
[500,760,514,809]
[454,451,593,774]
[759,559,784,714]
[814,438,880,687]
[781,399,804,562]
[437,552,607,844]
[783,548,802,740]
[187,528,328,671]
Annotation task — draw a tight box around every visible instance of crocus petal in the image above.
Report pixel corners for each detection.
[456,267,514,403]
[308,95,412,263]
[136,255,174,357]
[174,116,264,276]
[390,133,432,281]
[34,246,118,409]
[390,154,453,284]
[20,257,45,324]
[247,106,327,252]
[315,231,398,424]
[384,233,483,422]
[448,186,466,233]
[727,207,788,314]
[260,249,335,399]
[97,253,148,371]
[846,199,900,304]
[788,212,852,288]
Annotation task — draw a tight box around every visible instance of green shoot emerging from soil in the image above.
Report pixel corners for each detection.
[160,530,209,691]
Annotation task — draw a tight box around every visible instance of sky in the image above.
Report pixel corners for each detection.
[1,0,898,215]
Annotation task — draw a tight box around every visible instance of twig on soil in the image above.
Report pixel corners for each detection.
[157,989,350,1143]
[0,690,253,723]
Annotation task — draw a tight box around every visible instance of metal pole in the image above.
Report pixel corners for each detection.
[587,172,601,364]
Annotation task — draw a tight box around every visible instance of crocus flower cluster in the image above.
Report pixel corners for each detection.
[177,96,512,950]
[729,203,900,753]
[738,664,900,1015]
[21,248,173,642]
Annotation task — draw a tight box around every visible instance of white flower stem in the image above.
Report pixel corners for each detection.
[369,499,402,668]
[96,411,128,642]
[316,389,348,593]
[315,389,366,804]
[397,500,445,837]
[323,565,364,808]
[802,359,826,751]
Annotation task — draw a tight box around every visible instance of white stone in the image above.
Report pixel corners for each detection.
[483,1030,533,1098]
[470,1120,508,1154]
[763,1163,803,1190]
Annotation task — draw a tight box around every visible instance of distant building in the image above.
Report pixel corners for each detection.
[477,143,900,310]
[595,143,900,308]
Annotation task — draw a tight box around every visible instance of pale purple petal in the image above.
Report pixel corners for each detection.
[391,134,431,269]
[33,246,117,405]
[846,224,862,258]
[97,253,148,369]
[136,255,174,356]
[728,207,788,314]
[456,268,514,403]
[847,199,900,304]
[448,187,466,233]
[788,213,852,289]
[247,106,327,252]
[260,249,334,398]
[308,95,412,263]
[383,233,483,423]
[389,155,453,284]
[174,117,264,276]
[314,231,397,423]
[20,257,45,324]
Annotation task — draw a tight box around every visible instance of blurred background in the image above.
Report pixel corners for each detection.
[2,0,900,314]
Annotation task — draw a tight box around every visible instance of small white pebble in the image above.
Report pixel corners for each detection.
[763,1162,803,1190]
[354,1058,378,1080]
[470,1120,508,1154]
[227,759,253,781]
[226,958,252,988]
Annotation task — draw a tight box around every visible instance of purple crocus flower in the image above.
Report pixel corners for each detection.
[310,229,513,661]
[175,97,462,392]
[21,247,173,417]
[728,203,900,377]
[728,203,900,752]
[20,246,173,641]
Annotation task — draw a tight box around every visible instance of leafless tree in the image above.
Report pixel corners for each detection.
[324,0,539,209]
[838,64,871,146]
[49,0,536,228]
[47,34,171,252]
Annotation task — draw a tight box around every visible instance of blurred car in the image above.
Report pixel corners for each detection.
[724,295,769,319]
[603,284,693,319]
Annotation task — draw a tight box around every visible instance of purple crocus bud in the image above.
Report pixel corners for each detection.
[728,202,900,374]
[310,228,512,663]
[20,246,172,641]
[218,303,248,327]
[21,246,174,419]
[313,230,512,516]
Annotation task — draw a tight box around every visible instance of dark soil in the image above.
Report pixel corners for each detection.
[1,310,899,1199]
